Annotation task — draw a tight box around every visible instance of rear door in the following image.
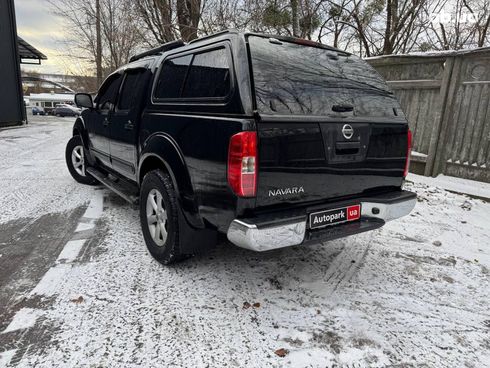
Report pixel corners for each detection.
[109,68,150,180]
[247,36,409,208]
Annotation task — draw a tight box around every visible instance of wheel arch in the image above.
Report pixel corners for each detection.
[72,117,89,149]
[138,133,203,229]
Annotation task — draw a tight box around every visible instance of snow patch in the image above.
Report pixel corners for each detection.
[29,264,71,297]
[0,350,16,368]
[407,173,490,199]
[82,191,104,219]
[75,222,95,232]
[286,348,335,366]
[411,151,428,158]
[1,308,43,334]
[56,239,86,263]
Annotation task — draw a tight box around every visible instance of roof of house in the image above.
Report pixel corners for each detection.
[18,37,47,61]
[27,93,74,102]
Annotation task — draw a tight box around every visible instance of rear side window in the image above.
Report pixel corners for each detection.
[118,71,143,110]
[154,55,192,99]
[182,48,230,98]
[153,47,231,101]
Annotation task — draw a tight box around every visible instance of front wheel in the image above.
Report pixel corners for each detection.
[140,170,187,264]
[65,135,98,185]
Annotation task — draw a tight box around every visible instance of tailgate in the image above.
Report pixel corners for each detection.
[256,119,407,207]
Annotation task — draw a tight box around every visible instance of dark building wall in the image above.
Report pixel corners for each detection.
[0,0,25,127]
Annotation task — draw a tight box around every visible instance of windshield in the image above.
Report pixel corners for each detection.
[248,36,400,117]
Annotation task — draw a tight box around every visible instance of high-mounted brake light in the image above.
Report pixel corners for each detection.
[228,131,257,197]
[404,129,412,177]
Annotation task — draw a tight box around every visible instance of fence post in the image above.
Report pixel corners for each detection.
[424,56,458,176]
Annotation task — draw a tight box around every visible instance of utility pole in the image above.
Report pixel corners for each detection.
[95,0,102,87]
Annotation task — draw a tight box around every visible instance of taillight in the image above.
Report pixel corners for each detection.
[404,129,412,177]
[228,131,257,197]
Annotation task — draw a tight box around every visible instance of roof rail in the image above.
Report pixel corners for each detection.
[129,39,185,63]
[188,29,236,44]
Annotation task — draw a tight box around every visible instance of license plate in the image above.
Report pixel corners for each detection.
[309,204,361,229]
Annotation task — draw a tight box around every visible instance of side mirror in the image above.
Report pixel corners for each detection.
[75,93,94,109]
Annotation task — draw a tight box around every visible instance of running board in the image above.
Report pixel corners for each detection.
[86,167,139,205]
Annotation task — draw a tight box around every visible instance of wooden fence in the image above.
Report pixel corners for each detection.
[368,48,490,183]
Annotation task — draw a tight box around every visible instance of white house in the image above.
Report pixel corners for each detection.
[27,92,75,110]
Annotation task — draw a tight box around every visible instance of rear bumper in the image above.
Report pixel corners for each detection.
[227,190,416,252]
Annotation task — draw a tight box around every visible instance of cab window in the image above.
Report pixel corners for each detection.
[118,70,145,111]
[96,74,123,112]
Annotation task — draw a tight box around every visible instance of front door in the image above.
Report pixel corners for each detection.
[87,73,123,168]
[109,69,149,180]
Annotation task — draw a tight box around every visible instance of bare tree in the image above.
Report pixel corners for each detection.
[135,0,177,45]
[133,0,202,44]
[49,0,490,80]
[49,0,142,79]
[176,0,202,40]
[317,0,352,47]
[199,0,249,34]
[421,0,490,50]
[325,0,429,56]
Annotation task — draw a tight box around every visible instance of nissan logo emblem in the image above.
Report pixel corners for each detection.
[342,124,354,139]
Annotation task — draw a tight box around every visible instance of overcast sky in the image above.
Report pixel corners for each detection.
[15,0,68,74]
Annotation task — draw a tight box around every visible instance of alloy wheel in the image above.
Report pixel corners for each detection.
[146,189,168,246]
[71,145,85,176]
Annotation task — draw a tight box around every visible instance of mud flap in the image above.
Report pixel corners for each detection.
[177,205,217,256]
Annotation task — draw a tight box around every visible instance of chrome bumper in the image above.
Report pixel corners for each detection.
[227,194,416,252]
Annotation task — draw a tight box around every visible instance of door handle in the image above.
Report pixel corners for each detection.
[332,104,354,113]
[103,118,110,126]
[124,120,134,130]
[335,141,360,155]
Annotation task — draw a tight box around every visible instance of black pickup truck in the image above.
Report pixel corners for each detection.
[66,30,416,264]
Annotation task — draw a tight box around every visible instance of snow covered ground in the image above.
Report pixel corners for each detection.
[0,117,489,367]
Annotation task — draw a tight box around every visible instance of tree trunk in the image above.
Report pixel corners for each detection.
[383,0,393,54]
[479,15,490,47]
[95,0,103,86]
[177,0,201,41]
[291,0,300,37]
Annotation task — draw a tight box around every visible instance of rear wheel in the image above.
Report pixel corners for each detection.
[65,135,98,185]
[140,170,187,264]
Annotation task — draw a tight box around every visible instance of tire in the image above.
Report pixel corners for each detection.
[140,170,187,264]
[65,135,98,185]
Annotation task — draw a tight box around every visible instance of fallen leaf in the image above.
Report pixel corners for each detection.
[253,302,261,308]
[70,296,84,304]
[243,302,251,309]
[274,348,288,357]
